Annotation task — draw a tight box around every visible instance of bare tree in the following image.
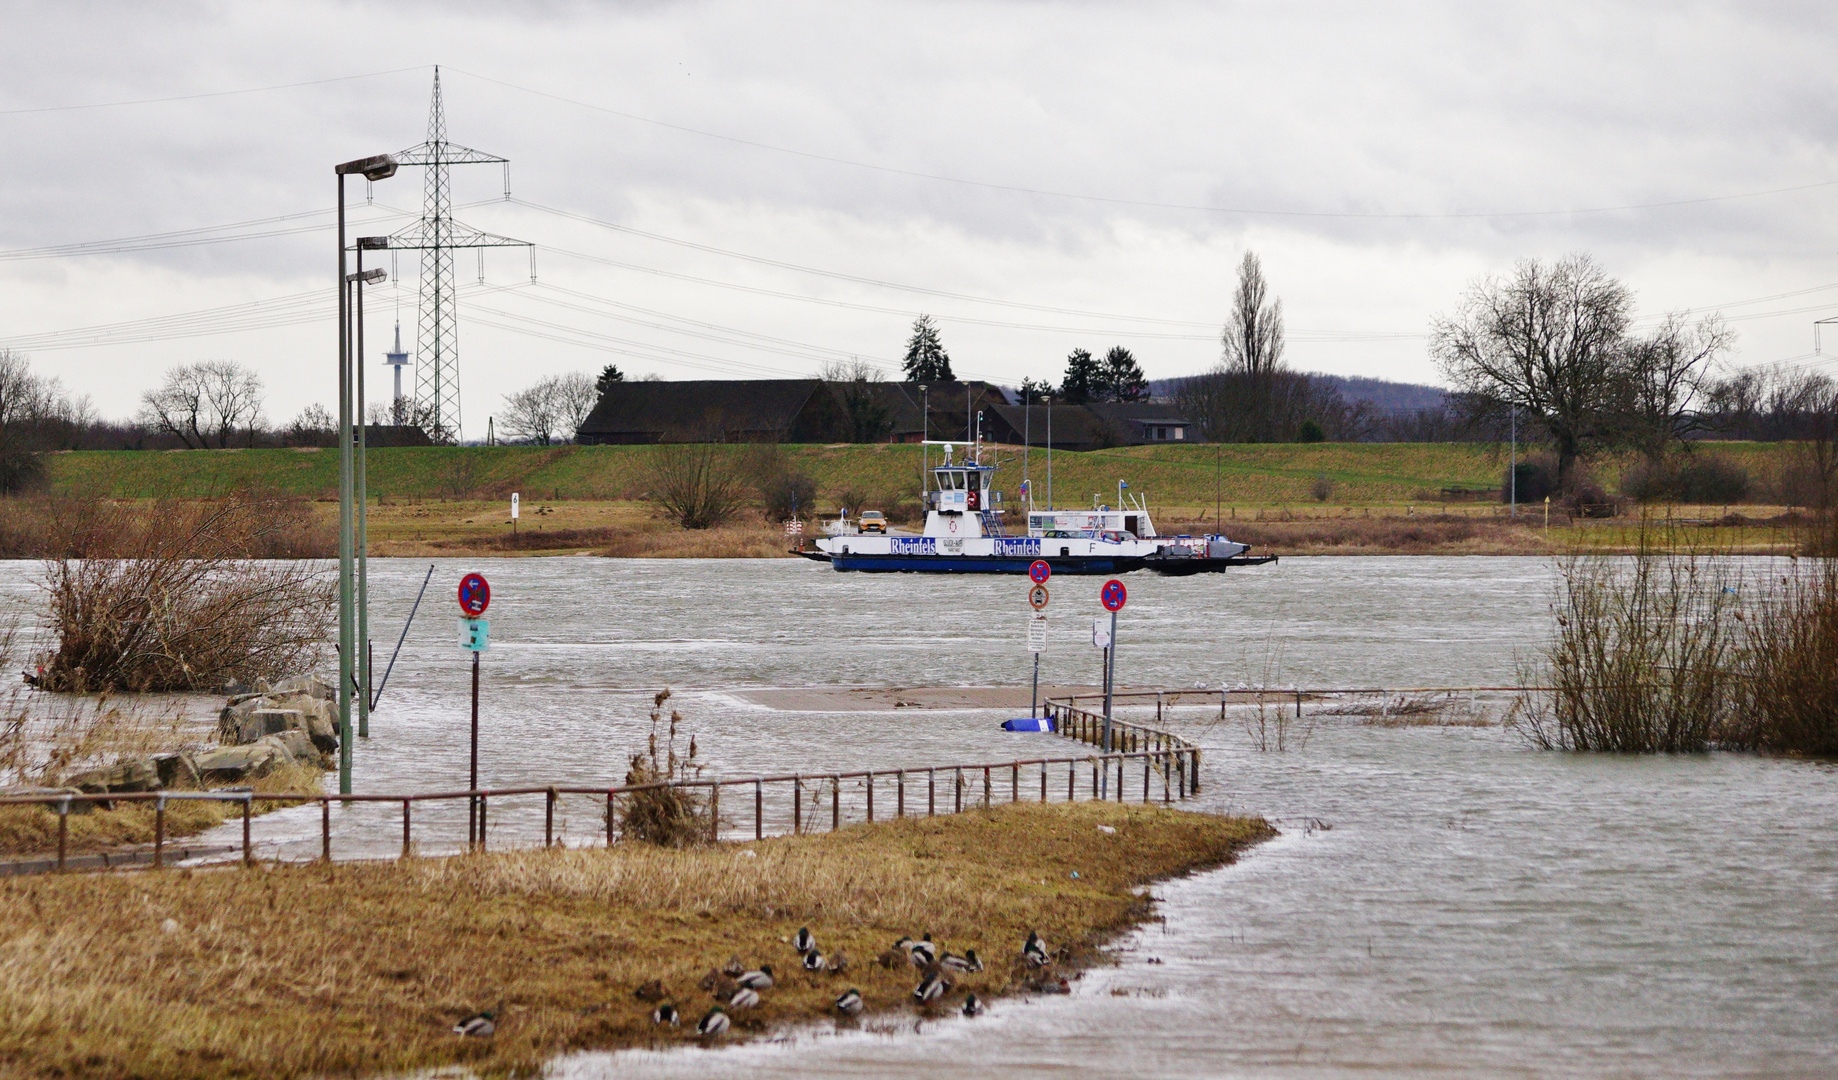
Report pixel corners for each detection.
[554,371,600,437]
[1431,254,1633,486]
[138,361,264,449]
[1222,252,1285,375]
[1617,313,1733,459]
[500,379,564,445]
[819,359,892,441]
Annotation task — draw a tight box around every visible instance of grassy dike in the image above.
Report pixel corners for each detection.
[0,802,1272,1080]
[49,441,1789,507]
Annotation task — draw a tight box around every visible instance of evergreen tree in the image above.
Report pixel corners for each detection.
[1018,376,1053,398]
[1059,348,1101,402]
[1102,346,1149,402]
[595,364,626,396]
[901,315,954,382]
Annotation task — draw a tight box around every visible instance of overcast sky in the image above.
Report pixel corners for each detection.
[3,1,1836,437]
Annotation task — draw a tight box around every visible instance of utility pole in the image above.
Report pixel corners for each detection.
[1510,404,1518,519]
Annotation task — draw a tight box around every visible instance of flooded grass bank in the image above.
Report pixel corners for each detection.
[0,802,1270,1080]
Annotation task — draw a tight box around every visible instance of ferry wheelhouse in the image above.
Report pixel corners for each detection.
[802,443,1273,575]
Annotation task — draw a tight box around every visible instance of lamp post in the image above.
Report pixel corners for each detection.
[350,246,387,740]
[918,384,929,507]
[335,154,397,796]
[1044,394,1053,509]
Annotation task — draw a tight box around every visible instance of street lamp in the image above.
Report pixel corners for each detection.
[350,248,387,743]
[335,154,396,796]
[918,384,929,508]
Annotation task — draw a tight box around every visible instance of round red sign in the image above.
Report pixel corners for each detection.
[458,572,491,616]
[1100,579,1127,612]
[1028,559,1052,584]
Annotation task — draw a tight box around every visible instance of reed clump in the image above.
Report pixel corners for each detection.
[0,801,1271,1080]
[614,690,712,847]
[35,494,333,692]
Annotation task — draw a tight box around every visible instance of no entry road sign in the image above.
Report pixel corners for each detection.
[1028,584,1050,610]
[1100,579,1128,612]
[1028,559,1051,583]
[458,573,491,617]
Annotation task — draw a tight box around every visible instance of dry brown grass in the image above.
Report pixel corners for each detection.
[0,802,1270,1080]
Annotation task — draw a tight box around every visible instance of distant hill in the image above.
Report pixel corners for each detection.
[1148,373,1448,414]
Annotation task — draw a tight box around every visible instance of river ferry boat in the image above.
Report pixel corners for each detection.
[799,444,1275,575]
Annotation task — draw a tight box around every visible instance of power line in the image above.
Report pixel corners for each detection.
[451,68,1838,222]
[0,66,429,116]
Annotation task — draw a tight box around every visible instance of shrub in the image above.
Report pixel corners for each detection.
[1621,455,1751,504]
[1309,475,1334,502]
[643,444,745,529]
[1503,457,1556,504]
[1296,419,1326,443]
[1725,540,1838,756]
[1561,479,1619,519]
[36,495,334,692]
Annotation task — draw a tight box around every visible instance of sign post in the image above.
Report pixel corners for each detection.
[1027,561,1051,717]
[511,492,520,537]
[457,572,491,847]
[1099,579,1127,795]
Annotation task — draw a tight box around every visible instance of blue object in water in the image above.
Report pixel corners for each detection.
[1002,717,1057,732]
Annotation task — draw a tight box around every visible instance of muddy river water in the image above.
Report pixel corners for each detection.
[10,555,1835,1077]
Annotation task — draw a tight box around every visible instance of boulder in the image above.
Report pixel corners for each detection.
[251,709,303,740]
[67,757,161,794]
[302,708,339,754]
[193,743,284,784]
[258,729,317,767]
[267,674,334,702]
[153,752,202,790]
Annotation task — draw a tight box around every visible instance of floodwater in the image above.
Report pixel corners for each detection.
[10,556,1837,1077]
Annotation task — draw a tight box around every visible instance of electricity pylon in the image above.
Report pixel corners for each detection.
[390,67,531,443]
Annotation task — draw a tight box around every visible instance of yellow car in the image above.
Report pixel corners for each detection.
[858,510,888,534]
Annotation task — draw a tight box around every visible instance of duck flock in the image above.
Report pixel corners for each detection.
[455,925,1071,1041]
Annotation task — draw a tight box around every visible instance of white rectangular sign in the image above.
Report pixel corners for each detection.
[459,617,490,652]
[1027,613,1048,653]
[1091,617,1111,649]
[511,492,520,519]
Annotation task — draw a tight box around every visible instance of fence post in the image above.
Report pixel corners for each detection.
[1157,692,1163,724]
[928,769,935,816]
[1192,748,1201,794]
[1011,762,1019,803]
[1162,753,1171,803]
[710,783,720,844]
[243,794,253,865]
[755,779,764,841]
[831,777,840,831]
[897,770,905,817]
[154,795,166,869]
[794,777,803,834]
[1177,751,1187,798]
[1143,756,1151,802]
[1068,760,1075,800]
[321,798,330,862]
[983,765,991,809]
[402,798,412,859]
[478,794,488,850]
[1296,689,1302,718]
[606,791,616,847]
[1040,761,1048,802]
[867,773,874,822]
[56,796,69,872]
[1220,690,1226,720]
[1090,759,1099,799]
[954,768,963,813]
[545,788,556,848]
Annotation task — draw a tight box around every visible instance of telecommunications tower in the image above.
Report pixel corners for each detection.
[388,68,531,443]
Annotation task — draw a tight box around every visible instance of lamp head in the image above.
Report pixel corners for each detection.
[357,236,390,250]
[346,268,387,285]
[335,154,399,181]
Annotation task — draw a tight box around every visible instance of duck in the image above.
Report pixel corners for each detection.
[727,987,760,1010]
[793,927,817,955]
[834,988,864,1016]
[828,950,851,974]
[1023,931,1050,968]
[651,1003,679,1026]
[909,933,938,967]
[1028,976,1071,995]
[939,949,984,974]
[802,950,827,973]
[453,1009,496,1037]
[633,979,667,1002]
[699,968,737,996]
[696,1006,731,1036]
[736,965,775,990]
[912,969,952,1005]
[721,955,746,978]
[962,993,985,1017]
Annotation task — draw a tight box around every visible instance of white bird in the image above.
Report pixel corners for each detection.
[696,1006,731,1036]
[728,987,760,1010]
[736,965,775,990]
[651,1003,679,1026]
[453,1010,496,1037]
[913,969,951,1005]
[834,988,864,1016]
[940,949,984,974]
[1023,931,1050,968]
[803,950,827,973]
[793,927,817,955]
[962,993,985,1017]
